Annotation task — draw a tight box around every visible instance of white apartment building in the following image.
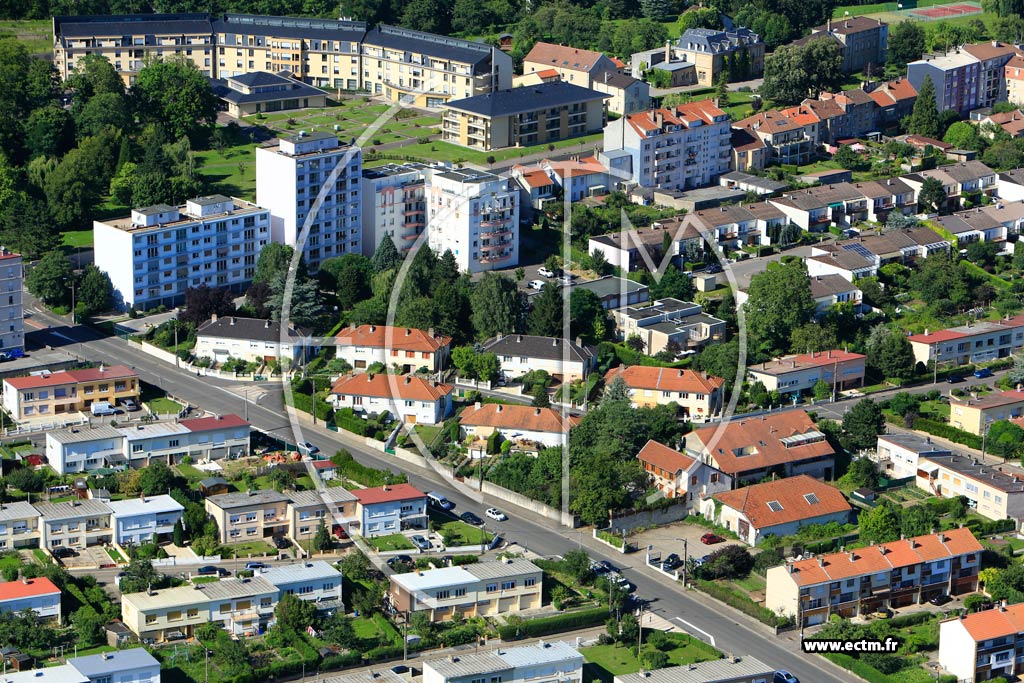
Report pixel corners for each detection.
[746,349,867,398]
[0,249,24,359]
[427,168,519,273]
[35,499,113,551]
[908,315,1024,366]
[874,433,951,480]
[423,641,583,683]
[600,101,732,191]
[107,495,185,546]
[0,502,41,550]
[255,132,362,272]
[93,195,271,311]
[255,560,343,609]
[361,162,434,257]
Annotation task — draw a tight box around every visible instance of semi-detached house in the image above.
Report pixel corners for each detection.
[636,439,731,511]
[334,324,453,373]
[458,403,579,450]
[353,483,427,538]
[939,602,1024,683]
[480,334,596,383]
[604,365,724,421]
[205,490,290,544]
[107,495,185,547]
[917,453,1024,523]
[328,373,454,425]
[35,499,113,552]
[908,315,1024,367]
[746,349,866,398]
[0,577,62,624]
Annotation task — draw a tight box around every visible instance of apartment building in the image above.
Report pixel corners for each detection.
[459,403,579,450]
[194,315,313,366]
[688,410,836,483]
[765,527,983,626]
[2,365,139,422]
[387,558,542,621]
[674,27,765,86]
[522,43,619,87]
[908,41,1023,115]
[908,315,1024,366]
[636,439,731,509]
[0,577,61,624]
[328,373,454,425]
[205,490,290,544]
[874,433,951,480]
[614,658,774,683]
[93,195,271,311]
[360,162,433,257]
[797,17,888,74]
[353,483,428,538]
[255,561,343,609]
[939,602,1024,682]
[1007,54,1024,106]
[107,495,185,546]
[902,161,1000,211]
[950,389,1024,434]
[747,349,866,399]
[0,249,23,360]
[255,132,361,272]
[918,453,1024,524]
[601,101,731,191]
[35,499,113,551]
[121,576,279,642]
[334,324,452,374]
[710,475,851,546]
[603,366,724,421]
[610,298,726,355]
[441,81,607,151]
[423,641,583,683]
[480,334,596,383]
[0,502,41,551]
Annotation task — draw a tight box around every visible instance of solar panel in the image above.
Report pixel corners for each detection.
[842,243,874,259]
[804,493,820,505]
[766,501,784,512]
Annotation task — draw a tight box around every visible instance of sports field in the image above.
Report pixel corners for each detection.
[833,0,982,21]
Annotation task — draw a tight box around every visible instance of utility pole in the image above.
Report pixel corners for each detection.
[637,605,643,653]
[403,611,409,661]
[205,648,209,683]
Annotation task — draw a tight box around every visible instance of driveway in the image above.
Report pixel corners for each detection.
[630,521,748,564]
[59,545,114,569]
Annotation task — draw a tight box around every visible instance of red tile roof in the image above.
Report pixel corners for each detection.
[459,403,579,434]
[691,410,834,477]
[906,329,966,344]
[519,169,555,188]
[713,475,850,529]
[312,460,336,470]
[748,350,866,376]
[955,603,1024,641]
[636,439,696,473]
[0,577,60,601]
[330,373,454,402]
[353,483,426,505]
[179,414,249,432]
[785,528,982,586]
[4,365,138,391]
[335,325,452,353]
[604,366,724,394]
[523,42,611,74]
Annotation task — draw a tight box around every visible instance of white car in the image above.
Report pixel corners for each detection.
[537,266,555,278]
[528,279,546,291]
[556,274,573,286]
[485,507,508,521]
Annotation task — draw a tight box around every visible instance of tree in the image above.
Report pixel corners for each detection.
[172,519,184,547]
[588,248,610,276]
[650,266,694,301]
[25,104,74,159]
[44,134,117,229]
[618,612,640,644]
[866,325,915,380]
[714,72,729,107]
[640,0,675,22]
[842,399,885,452]
[76,265,113,317]
[700,545,754,580]
[181,285,236,326]
[399,0,451,34]
[75,91,133,139]
[254,243,300,285]
[314,520,332,552]
[372,233,401,273]
[918,175,947,214]
[744,259,816,358]
[470,272,523,340]
[859,500,902,543]
[531,383,551,407]
[790,323,838,354]
[943,121,984,151]
[832,144,862,170]
[25,250,72,307]
[813,379,832,401]
[888,21,926,66]
[118,557,161,594]
[908,74,941,139]
[984,420,1024,461]
[526,283,563,337]
[967,241,1001,269]
[760,39,843,105]
[0,193,59,259]
[843,457,880,489]
[603,374,632,402]
[694,339,739,386]
[71,607,107,646]
[340,550,371,581]
[132,56,217,141]
[885,211,919,232]
[569,288,608,345]
[900,504,939,538]
[268,275,325,329]
[563,549,593,583]
[274,593,316,632]
[4,468,41,493]
[138,461,178,495]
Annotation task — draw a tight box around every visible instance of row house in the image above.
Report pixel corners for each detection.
[902,160,999,212]
[869,77,918,128]
[459,403,579,451]
[328,373,454,426]
[610,297,726,355]
[107,495,185,547]
[423,641,583,683]
[35,499,113,552]
[255,560,343,609]
[769,184,870,231]
[939,602,1024,682]
[874,432,951,480]
[0,502,42,551]
[935,202,1024,245]
[334,324,452,374]
[765,527,983,626]
[806,226,950,281]
[480,334,595,383]
[950,388,1024,435]
[587,221,687,272]
[603,366,724,421]
[809,273,866,317]
[687,410,836,484]
[998,168,1024,202]
[917,453,1024,524]
[685,201,788,250]
[286,489,348,547]
[975,109,1024,139]
[0,577,62,624]
[614,658,775,683]
[1008,54,1024,107]
[852,177,917,223]
[2,365,139,422]
[747,349,866,399]
[908,315,1024,367]
[205,490,290,544]
[636,439,731,511]
[511,157,612,211]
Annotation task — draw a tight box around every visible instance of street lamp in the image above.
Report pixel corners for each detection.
[675,537,689,585]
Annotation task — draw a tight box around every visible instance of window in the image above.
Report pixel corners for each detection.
[187,609,199,618]
[145,615,157,624]
[436,590,450,599]
[219,603,231,613]
[168,611,182,621]
[486,583,497,593]
[501,581,515,590]
[454,587,466,597]
[524,578,536,587]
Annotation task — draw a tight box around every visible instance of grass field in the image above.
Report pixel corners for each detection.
[148,397,184,415]
[366,533,414,551]
[61,230,94,249]
[440,520,492,546]
[374,132,603,166]
[194,142,258,201]
[0,20,52,54]
[222,540,276,558]
[583,633,720,682]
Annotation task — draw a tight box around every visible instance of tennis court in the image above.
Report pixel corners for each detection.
[908,1,983,18]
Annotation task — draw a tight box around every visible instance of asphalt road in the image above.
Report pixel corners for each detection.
[24,309,849,682]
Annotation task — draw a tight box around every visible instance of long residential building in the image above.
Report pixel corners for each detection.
[765,527,983,626]
[746,349,866,398]
[93,195,271,311]
[2,365,139,421]
[949,388,1024,434]
[0,249,24,360]
[480,334,596,383]
[874,432,951,480]
[423,641,584,683]
[334,324,452,374]
[939,602,1024,683]
[194,315,313,366]
[603,366,724,421]
[908,315,1024,367]
[613,657,775,683]
[53,13,512,106]
[907,41,1024,116]
[917,453,1024,523]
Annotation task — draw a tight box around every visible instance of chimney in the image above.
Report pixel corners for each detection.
[265,320,271,328]
[665,40,671,62]
[370,325,376,332]
[474,402,481,409]
[428,327,435,337]
[211,313,218,322]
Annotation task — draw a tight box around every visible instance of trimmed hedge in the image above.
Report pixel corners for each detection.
[496,607,608,641]
[694,580,787,628]
[822,653,890,683]
[885,414,983,450]
[320,651,361,671]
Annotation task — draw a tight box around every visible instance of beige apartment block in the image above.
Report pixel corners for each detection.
[2,365,139,421]
[0,502,41,550]
[205,490,289,544]
[35,500,113,551]
[917,453,1024,523]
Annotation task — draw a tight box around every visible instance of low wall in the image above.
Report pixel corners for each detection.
[463,476,578,528]
[608,503,691,535]
[361,438,427,469]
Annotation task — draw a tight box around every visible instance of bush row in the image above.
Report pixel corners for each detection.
[496,607,608,641]
[693,580,787,628]
[884,414,983,450]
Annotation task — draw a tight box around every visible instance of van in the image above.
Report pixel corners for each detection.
[91,402,117,416]
[426,492,455,511]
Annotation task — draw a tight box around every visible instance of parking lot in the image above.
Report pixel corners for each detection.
[57,545,115,569]
[631,521,748,567]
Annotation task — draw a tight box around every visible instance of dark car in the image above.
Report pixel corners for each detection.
[460,511,484,526]
[196,565,220,576]
[704,263,723,274]
[701,533,724,545]
[52,547,76,558]
[947,375,965,383]
[273,537,292,550]
[595,560,617,574]
[388,555,414,568]
[662,553,682,570]
[773,671,799,683]
[974,368,993,378]
[929,593,952,606]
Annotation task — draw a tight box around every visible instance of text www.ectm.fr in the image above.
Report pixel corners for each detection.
[802,638,900,654]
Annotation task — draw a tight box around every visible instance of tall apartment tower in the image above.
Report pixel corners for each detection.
[256,132,363,272]
[427,168,519,273]
[0,250,24,359]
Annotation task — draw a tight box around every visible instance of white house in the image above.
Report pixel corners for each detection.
[107,495,185,546]
[939,603,1024,683]
[67,649,161,683]
[329,373,454,426]
[0,577,61,624]
[255,560,343,610]
[46,426,126,475]
[352,483,428,538]
[459,403,579,450]
[423,640,583,683]
[874,433,951,479]
[480,334,596,383]
[808,274,864,317]
[194,315,313,366]
[35,499,113,551]
[334,324,453,373]
[746,349,866,398]
[636,440,731,511]
[0,501,41,550]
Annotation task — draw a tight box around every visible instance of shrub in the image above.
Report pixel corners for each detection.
[496,607,608,640]
[694,580,786,628]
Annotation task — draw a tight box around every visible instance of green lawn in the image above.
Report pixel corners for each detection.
[176,462,206,482]
[0,20,52,54]
[32,548,50,564]
[148,397,184,414]
[439,521,492,546]
[731,573,767,593]
[106,547,126,563]
[377,132,603,166]
[366,533,415,551]
[223,540,276,558]
[61,230,94,249]
[191,576,220,584]
[194,142,259,201]
[583,633,721,681]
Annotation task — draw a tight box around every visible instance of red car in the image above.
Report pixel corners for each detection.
[701,533,724,545]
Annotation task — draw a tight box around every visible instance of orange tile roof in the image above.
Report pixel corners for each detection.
[955,603,1024,641]
[519,169,554,188]
[610,56,625,69]
[691,410,834,477]
[785,528,983,586]
[1006,54,1024,79]
[713,475,850,529]
[353,483,426,506]
[335,324,452,353]
[329,373,453,402]
[544,157,607,179]
[0,577,61,601]
[535,68,560,79]
[604,366,724,394]
[637,439,696,473]
[459,403,579,434]
[524,42,611,73]
[781,105,821,126]
[986,110,1024,137]
[626,101,725,136]
[4,365,137,390]
[737,109,805,135]
[748,350,866,376]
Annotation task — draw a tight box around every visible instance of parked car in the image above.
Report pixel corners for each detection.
[595,560,617,574]
[273,537,291,550]
[774,671,799,683]
[974,368,993,378]
[556,274,573,286]
[459,511,484,526]
[52,547,76,558]
[411,534,431,551]
[90,401,117,416]
[120,398,139,412]
[872,608,893,619]
[537,266,555,278]
[485,507,508,521]
[692,554,710,567]
[426,492,455,511]
[929,593,952,606]
[661,553,682,571]
[704,263,723,274]
[196,565,229,576]
[528,279,546,291]
[245,561,269,571]
[298,441,320,456]
[947,375,965,383]
[700,533,724,545]
[387,555,414,568]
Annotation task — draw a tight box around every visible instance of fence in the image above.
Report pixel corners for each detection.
[607,501,691,535]
[4,416,87,436]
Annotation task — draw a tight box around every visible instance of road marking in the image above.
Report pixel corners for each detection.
[24,318,47,330]
[674,617,716,647]
[51,331,76,342]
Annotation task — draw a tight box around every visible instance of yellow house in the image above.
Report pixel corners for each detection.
[2,365,139,421]
[949,388,1024,435]
[603,365,724,421]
